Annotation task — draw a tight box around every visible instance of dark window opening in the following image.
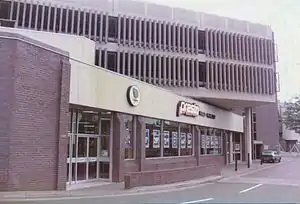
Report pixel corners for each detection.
[102,14,107,39]
[193,60,197,83]
[61,9,67,32]
[73,10,78,33]
[160,23,164,47]
[124,53,129,76]
[84,12,90,36]
[135,54,139,77]
[166,23,170,48]
[155,56,159,78]
[107,51,117,72]
[119,52,123,74]
[120,17,124,41]
[170,57,175,80]
[189,60,193,82]
[67,10,72,33]
[160,56,164,78]
[12,2,18,21]
[136,19,140,42]
[108,16,118,40]
[166,56,170,79]
[199,62,206,84]
[141,54,145,77]
[95,49,100,66]
[141,19,145,44]
[184,27,188,51]
[23,3,30,27]
[125,17,130,41]
[54,8,61,32]
[188,27,192,52]
[78,11,84,35]
[100,50,106,68]
[151,21,155,45]
[232,34,237,60]
[0,1,11,19]
[146,21,152,44]
[175,25,179,48]
[179,26,184,49]
[198,30,205,52]
[49,6,55,31]
[130,18,134,41]
[145,54,150,78]
[129,53,134,76]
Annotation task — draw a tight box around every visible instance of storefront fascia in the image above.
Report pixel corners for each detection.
[70,62,243,132]
[67,61,244,187]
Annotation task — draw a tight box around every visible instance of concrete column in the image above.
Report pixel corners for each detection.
[244,107,252,165]
[229,132,233,163]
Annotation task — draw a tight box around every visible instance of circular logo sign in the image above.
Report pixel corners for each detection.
[127,85,140,107]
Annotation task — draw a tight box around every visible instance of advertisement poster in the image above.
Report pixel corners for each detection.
[124,133,131,148]
[145,129,150,148]
[172,132,178,148]
[180,132,186,148]
[187,133,192,148]
[206,136,211,148]
[153,129,160,148]
[163,131,170,148]
[201,135,206,148]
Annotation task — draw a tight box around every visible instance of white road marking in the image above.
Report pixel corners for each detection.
[181,198,214,204]
[239,184,263,193]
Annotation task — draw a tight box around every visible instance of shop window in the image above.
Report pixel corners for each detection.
[77,110,99,135]
[180,123,193,156]
[201,128,223,155]
[124,115,134,159]
[163,121,179,157]
[145,118,162,158]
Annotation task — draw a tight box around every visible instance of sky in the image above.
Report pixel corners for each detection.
[143,0,300,102]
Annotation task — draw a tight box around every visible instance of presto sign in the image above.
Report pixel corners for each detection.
[176,101,216,119]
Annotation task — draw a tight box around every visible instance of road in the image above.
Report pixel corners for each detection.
[4,157,300,204]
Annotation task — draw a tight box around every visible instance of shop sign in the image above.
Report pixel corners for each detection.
[176,101,216,119]
[127,85,140,107]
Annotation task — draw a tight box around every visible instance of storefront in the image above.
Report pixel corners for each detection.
[66,60,244,188]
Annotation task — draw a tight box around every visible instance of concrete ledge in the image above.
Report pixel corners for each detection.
[124,164,222,189]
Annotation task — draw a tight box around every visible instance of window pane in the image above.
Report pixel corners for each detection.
[78,111,99,134]
[200,127,207,155]
[124,115,134,159]
[180,123,193,156]
[145,117,161,158]
[206,128,223,155]
[163,120,179,157]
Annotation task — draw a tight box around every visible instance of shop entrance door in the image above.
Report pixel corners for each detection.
[67,115,111,184]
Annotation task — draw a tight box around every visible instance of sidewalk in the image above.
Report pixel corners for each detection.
[0,158,294,201]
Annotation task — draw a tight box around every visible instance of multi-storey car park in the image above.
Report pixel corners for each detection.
[0,0,279,191]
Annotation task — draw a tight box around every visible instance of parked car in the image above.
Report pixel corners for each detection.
[261,150,281,163]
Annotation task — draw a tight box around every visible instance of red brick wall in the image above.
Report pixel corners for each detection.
[0,35,70,191]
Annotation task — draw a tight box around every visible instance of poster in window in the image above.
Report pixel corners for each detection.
[206,135,211,148]
[153,129,160,148]
[180,133,186,148]
[201,135,206,148]
[124,132,131,148]
[163,131,170,148]
[145,129,150,148]
[172,132,178,148]
[187,133,192,148]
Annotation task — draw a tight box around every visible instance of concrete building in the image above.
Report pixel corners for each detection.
[0,0,278,191]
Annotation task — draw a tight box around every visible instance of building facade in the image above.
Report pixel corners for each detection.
[0,0,279,191]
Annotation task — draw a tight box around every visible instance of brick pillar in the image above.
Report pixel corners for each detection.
[136,116,146,171]
[111,113,125,182]
[56,60,71,190]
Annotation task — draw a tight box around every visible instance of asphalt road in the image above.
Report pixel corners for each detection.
[4,157,300,204]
